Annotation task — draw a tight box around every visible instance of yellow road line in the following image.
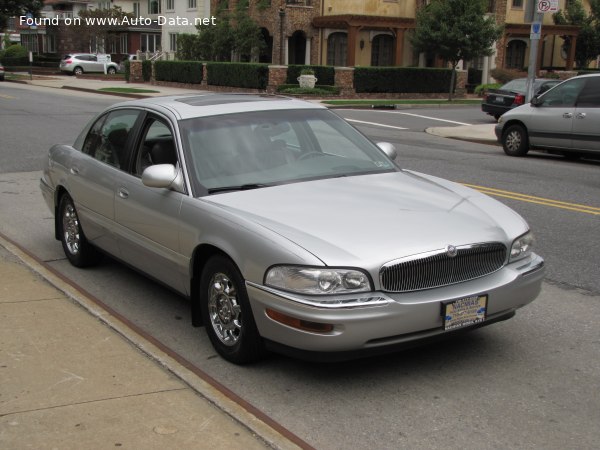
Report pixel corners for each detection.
[463,183,600,216]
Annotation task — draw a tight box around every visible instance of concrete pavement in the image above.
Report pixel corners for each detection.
[0,235,304,450]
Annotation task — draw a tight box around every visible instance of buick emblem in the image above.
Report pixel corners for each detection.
[446,245,458,258]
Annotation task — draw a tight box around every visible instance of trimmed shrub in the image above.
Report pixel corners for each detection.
[286,65,335,86]
[3,44,27,58]
[154,60,203,84]
[354,67,454,93]
[1,56,29,67]
[142,60,152,82]
[490,68,525,84]
[123,60,131,82]
[207,62,268,89]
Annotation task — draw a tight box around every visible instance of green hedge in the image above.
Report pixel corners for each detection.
[286,65,335,86]
[207,62,269,89]
[123,60,131,82]
[277,84,340,94]
[142,60,152,82]
[354,67,454,93]
[154,60,203,84]
[1,56,28,66]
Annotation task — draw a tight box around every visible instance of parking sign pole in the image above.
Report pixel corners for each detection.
[526,12,543,102]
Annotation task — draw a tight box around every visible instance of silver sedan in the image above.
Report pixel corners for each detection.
[40,94,545,363]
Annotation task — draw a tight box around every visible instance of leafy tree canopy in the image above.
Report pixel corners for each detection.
[411,0,502,99]
[0,0,43,32]
[553,0,600,68]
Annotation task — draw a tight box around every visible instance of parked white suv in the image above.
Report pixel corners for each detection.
[59,53,119,75]
[495,73,600,158]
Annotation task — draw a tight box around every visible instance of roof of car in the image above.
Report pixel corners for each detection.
[110,93,327,120]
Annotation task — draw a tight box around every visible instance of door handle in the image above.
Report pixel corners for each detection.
[118,188,129,199]
[563,112,573,119]
[70,167,80,175]
[576,113,586,119]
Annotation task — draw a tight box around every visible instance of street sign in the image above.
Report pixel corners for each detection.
[537,0,559,13]
[530,22,542,40]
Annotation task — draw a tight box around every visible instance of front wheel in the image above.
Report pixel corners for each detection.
[107,67,116,75]
[58,193,101,267]
[502,124,529,156]
[199,255,264,364]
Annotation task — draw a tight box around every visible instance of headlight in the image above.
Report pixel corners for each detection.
[510,231,534,263]
[265,266,372,295]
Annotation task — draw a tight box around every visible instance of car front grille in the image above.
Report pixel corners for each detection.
[379,243,507,293]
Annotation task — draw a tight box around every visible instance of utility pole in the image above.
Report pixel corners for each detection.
[526,0,544,102]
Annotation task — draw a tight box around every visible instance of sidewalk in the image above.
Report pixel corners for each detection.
[0,236,303,450]
[426,123,498,144]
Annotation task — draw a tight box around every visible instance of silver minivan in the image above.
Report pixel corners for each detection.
[495,73,600,157]
[59,53,119,75]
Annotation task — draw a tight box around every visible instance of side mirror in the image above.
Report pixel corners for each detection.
[142,164,184,192]
[531,96,542,107]
[376,142,397,160]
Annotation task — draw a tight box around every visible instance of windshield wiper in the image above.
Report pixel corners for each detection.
[208,183,270,194]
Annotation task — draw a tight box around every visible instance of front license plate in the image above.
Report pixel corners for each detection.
[443,295,487,331]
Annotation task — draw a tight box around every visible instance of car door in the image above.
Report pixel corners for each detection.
[113,114,189,294]
[528,77,587,150]
[69,109,142,256]
[572,77,600,153]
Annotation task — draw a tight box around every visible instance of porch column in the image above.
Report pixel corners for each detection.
[305,37,311,65]
[284,38,289,65]
[347,25,358,66]
[394,28,405,66]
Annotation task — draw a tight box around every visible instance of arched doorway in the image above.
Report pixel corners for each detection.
[259,28,273,64]
[327,32,347,66]
[288,31,307,65]
[506,40,527,70]
[371,34,394,66]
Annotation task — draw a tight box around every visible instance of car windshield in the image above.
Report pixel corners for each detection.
[179,109,397,194]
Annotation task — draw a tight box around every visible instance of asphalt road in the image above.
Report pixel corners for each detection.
[1,83,599,450]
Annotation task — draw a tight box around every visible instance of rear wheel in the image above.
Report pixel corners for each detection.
[58,193,101,267]
[107,67,116,75]
[73,66,83,76]
[502,124,529,156]
[199,255,264,364]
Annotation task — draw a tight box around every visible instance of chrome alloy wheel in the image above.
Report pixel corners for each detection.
[62,201,81,255]
[208,273,242,346]
[505,130,522,153]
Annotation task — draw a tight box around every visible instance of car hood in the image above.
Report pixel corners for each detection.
[204,171,528,268]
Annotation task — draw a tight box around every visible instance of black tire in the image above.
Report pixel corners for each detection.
[107,67,116,75]
[199,255,265,364]
[502,124,529,156]
[73,66,83,76]
[58,193,101,267]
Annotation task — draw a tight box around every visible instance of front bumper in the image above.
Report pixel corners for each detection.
[494,123,503,142]
[247,254,544,358]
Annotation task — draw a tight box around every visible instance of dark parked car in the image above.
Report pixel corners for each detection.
[482,78,560,120]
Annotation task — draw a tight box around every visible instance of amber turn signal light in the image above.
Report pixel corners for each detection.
[266,308,334,333]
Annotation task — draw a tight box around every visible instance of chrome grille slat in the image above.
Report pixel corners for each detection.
[380,243,507,292]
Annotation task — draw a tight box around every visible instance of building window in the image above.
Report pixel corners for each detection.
[133,2,140,16]
[166,0,175,10]
[21,34,39,53]
[120,34,128,54]
[44,34,56,53]
[141,33,161,52]
[512,0,523,8]
[169,33,178,52]
[506,40,526,69]
[327,32,347,66]
[188,0,197,9]
[487,0,496,13]
[97,1,110,9]
[371,34,394,66]
[148,0,161,14]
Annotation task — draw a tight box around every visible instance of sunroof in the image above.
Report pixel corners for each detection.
[175,95,286,107]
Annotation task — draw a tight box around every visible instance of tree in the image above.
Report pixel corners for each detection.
[553,0,600,69]
[410,0,502,100]
[63,6,134,54]
[0,0,42,32]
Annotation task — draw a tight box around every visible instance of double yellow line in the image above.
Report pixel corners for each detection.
[463,183,600,216]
